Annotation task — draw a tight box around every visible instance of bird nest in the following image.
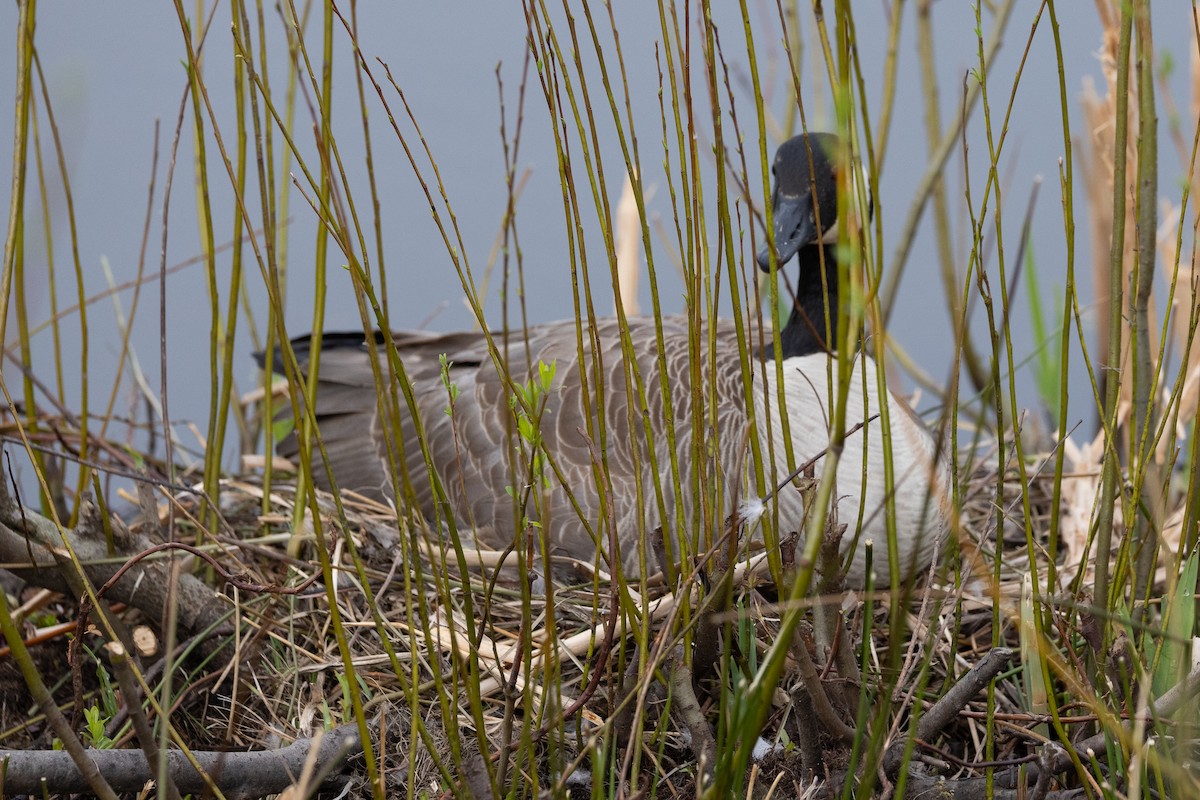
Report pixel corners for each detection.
[0,437,1192,798]
[200,447,1081,796]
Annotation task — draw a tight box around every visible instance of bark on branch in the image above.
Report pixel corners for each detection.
[0,724,362,799]
[0,456,232,648]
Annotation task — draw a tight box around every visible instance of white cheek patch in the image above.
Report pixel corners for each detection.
[818,160,872,244]
[818,215,841,244]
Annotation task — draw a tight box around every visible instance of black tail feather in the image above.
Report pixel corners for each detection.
[253,331,384,375]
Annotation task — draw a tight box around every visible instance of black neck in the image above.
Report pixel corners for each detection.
[768,244,843,360]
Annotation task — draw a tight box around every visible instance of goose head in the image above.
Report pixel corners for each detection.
[756,133,869,358]
[755,132,843,270]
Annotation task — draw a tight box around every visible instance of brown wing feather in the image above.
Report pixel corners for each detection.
[279,318,754,579]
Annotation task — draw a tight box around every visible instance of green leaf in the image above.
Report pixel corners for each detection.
[1019,574,1050,739]
[83,706,114,749]
[1024,243,1062,418]
[1152,547,1198,698]
[538,359,557,393]
[123,445,146,470]
[439,353,459,400]
[271,415,296,442]
[96,664,117,719]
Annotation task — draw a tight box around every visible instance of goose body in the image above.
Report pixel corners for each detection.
[757,351,950,586]
[269,134,950,588]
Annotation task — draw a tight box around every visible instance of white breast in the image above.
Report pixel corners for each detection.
[751,354,950,588]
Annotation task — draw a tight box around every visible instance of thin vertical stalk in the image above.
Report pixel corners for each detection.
[258,0,305,509]
[1095,1,1135,637]
[1131,0,1159,604]
[872,0,904,170]
[181,4,220,539]
[916,0,989,394]
[740,0,791,586]
[26,50,93,522]
[201,0,250,534]
[25,94,57,515]
[13,106,35,496]
[289,0,337,535]
[1,0,35,349]
[170,7,214,796]
[1042,0,1093,785]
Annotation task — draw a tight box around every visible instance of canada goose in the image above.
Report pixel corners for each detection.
[264,133,950,588]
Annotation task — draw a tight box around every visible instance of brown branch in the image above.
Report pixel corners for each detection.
[917,647,1016,742]
[893,659,1200,795]
[105,642,181,800]
[883,647,1016,777]
[668,646,717,782]
[791,621,855,744]
[0,724,361,799]
[0,454,233,653]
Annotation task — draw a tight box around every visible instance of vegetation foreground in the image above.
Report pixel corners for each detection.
[1,1,1199,798]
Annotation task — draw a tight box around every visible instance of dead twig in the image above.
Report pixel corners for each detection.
[883,647,1016,777]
